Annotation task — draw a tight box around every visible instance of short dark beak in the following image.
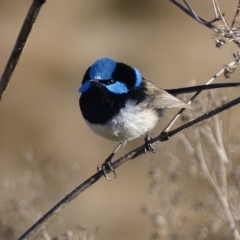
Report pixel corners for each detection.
[90,79,99,84]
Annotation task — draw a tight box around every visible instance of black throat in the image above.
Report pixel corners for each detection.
[79,81,148,124]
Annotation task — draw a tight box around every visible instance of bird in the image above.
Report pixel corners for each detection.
[79,57,240,179]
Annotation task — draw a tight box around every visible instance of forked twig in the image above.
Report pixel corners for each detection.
[213,0,240,46]
[170,0,240,48]
[164,60,238,133]
[170,0,219,30]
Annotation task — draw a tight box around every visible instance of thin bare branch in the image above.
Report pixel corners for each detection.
[231,0,240,27]
[214,115,228,198]
[0,0,46,100]
[200,126,228,163]
[18,171,103,240]
[211,0,218,18]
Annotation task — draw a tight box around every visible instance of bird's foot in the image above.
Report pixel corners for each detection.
[144,135,156,153]
[97,141,123,180]
[97,160,117,181]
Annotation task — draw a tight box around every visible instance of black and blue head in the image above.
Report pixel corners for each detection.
[79,57,142,95]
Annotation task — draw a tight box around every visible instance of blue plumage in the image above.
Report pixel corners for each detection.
[105,81,129,94]
[79,80,90,93]
[133,68,142,87]
[89,57,116,80]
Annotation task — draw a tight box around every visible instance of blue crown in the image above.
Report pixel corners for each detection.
[89,57,116,80]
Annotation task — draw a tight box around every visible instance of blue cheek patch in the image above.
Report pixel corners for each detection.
[90,58,116,80]
[106,81,128,94]
[134,68,142,87]
[79,80,90,93]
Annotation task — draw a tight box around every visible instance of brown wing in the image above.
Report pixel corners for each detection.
[143,79,191,109]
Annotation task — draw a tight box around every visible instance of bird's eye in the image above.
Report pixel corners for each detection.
[109,79,116,84]
[103,79,116,85]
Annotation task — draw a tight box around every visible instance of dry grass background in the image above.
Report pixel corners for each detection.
[0,0,240,239]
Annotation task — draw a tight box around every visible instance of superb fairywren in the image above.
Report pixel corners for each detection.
[79,57,240,179]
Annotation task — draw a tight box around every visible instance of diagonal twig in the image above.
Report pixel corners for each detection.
[163,60,238,133]
[0,0,46,100]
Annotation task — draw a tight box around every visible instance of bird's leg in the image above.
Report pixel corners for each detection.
[144,131,156,153]
[97,141,124,180]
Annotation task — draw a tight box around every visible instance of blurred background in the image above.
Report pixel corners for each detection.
[0,0,239,239]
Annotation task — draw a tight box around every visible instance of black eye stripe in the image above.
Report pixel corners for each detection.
[82,62,139,89]
[101,79,116,85]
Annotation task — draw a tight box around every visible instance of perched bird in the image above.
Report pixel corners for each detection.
[79,57,240,178]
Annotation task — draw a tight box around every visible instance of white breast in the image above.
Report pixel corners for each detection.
[86,100,159,142]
